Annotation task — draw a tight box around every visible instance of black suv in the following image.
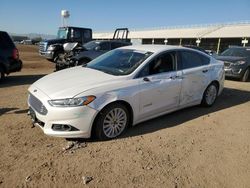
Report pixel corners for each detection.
[216,46,250,82]
[0,31,22,81]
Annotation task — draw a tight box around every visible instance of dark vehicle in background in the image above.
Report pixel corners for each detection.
[216,46,250,82]
[183,45,208,54]
[0,31,22,81]
[39,26,92,62]
[55,28,131,70]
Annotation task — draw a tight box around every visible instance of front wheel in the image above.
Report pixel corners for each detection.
[93,103,130,140]
[241,68,249,82]
[201,83,218,107]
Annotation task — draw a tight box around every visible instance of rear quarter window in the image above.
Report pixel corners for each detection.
[180,50,210,69]
[0,32,15,49]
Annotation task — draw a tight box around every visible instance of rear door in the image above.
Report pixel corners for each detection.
[178,50,211,106]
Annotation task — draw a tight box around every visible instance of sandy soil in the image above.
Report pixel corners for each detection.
[0,45,250,188]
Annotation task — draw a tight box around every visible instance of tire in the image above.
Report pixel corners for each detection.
[0,66,5,82]
[241,68,249,82]
[201,83,218,107]
[93,103,130,140]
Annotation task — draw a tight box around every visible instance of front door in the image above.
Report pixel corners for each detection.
[137,51,182,120]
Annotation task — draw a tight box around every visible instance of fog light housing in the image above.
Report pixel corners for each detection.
[52,124,79,131]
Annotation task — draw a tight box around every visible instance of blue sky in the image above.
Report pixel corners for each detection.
[0,0,250,35]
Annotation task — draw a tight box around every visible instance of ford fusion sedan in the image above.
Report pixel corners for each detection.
[28,45,224,140]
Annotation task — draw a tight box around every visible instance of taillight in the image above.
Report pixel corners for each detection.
[12,48,19,60]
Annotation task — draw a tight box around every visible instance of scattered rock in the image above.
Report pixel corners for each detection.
[46,144,53,148]
[62,141,75,151]
[82,176,93,184]
[136,148,143,155]
[63,141,87,152]
[146,166,153,170]
[25,176,31,182]
[191,140,194,144]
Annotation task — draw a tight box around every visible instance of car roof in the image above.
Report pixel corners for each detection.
[120,45,187,53]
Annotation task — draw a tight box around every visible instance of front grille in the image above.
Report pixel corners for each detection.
[39,42,47,53]
[29,94,48,115]
[224,61,231,68]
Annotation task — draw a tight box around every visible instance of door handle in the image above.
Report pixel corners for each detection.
[143,77,151,82]
[202,69,208,73]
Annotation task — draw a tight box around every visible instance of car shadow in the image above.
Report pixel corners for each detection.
[0,108,19,116]
[0,74,46,88]
[73,87,249,143]
[120,87,250,139]
[0,108,29,116]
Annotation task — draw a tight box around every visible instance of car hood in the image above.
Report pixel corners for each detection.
[31,67,119,99]
[216,56,246,62]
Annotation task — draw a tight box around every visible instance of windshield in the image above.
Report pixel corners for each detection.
[86,49,153,76]
[57,29,68,39]
[221,48,250,57]
[83,41,100,50]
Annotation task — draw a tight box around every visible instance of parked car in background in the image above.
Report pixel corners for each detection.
[183,45,208,54]
[0,31,22,81]
[216,46,250,81]
[55,28,131,71]
[28,45,224,140]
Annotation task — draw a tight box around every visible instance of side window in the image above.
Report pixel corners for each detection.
[100,42,111,51]
[180,50,210,69]
[138,52,176,77]
[72,29,81,39]
[111,42,122,50]
[82,30,92,43]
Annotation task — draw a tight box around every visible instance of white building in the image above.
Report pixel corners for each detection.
[93,21,250,53]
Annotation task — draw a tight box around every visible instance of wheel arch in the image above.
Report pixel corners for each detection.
[90,100,134,138]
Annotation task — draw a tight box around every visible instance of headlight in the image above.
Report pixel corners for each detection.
[47,45,56,51]
[234,61,246,65]
[48,96,96,107]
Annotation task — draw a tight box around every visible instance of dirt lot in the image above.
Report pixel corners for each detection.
[0,45,250,188]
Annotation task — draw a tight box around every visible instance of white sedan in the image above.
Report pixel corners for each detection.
[28,45,224,140]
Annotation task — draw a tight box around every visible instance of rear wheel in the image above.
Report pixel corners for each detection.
[201,83,218,107]
[93,103,130,140]
[241,68,249,82]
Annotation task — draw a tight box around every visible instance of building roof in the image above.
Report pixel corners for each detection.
[93,22,250,39]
